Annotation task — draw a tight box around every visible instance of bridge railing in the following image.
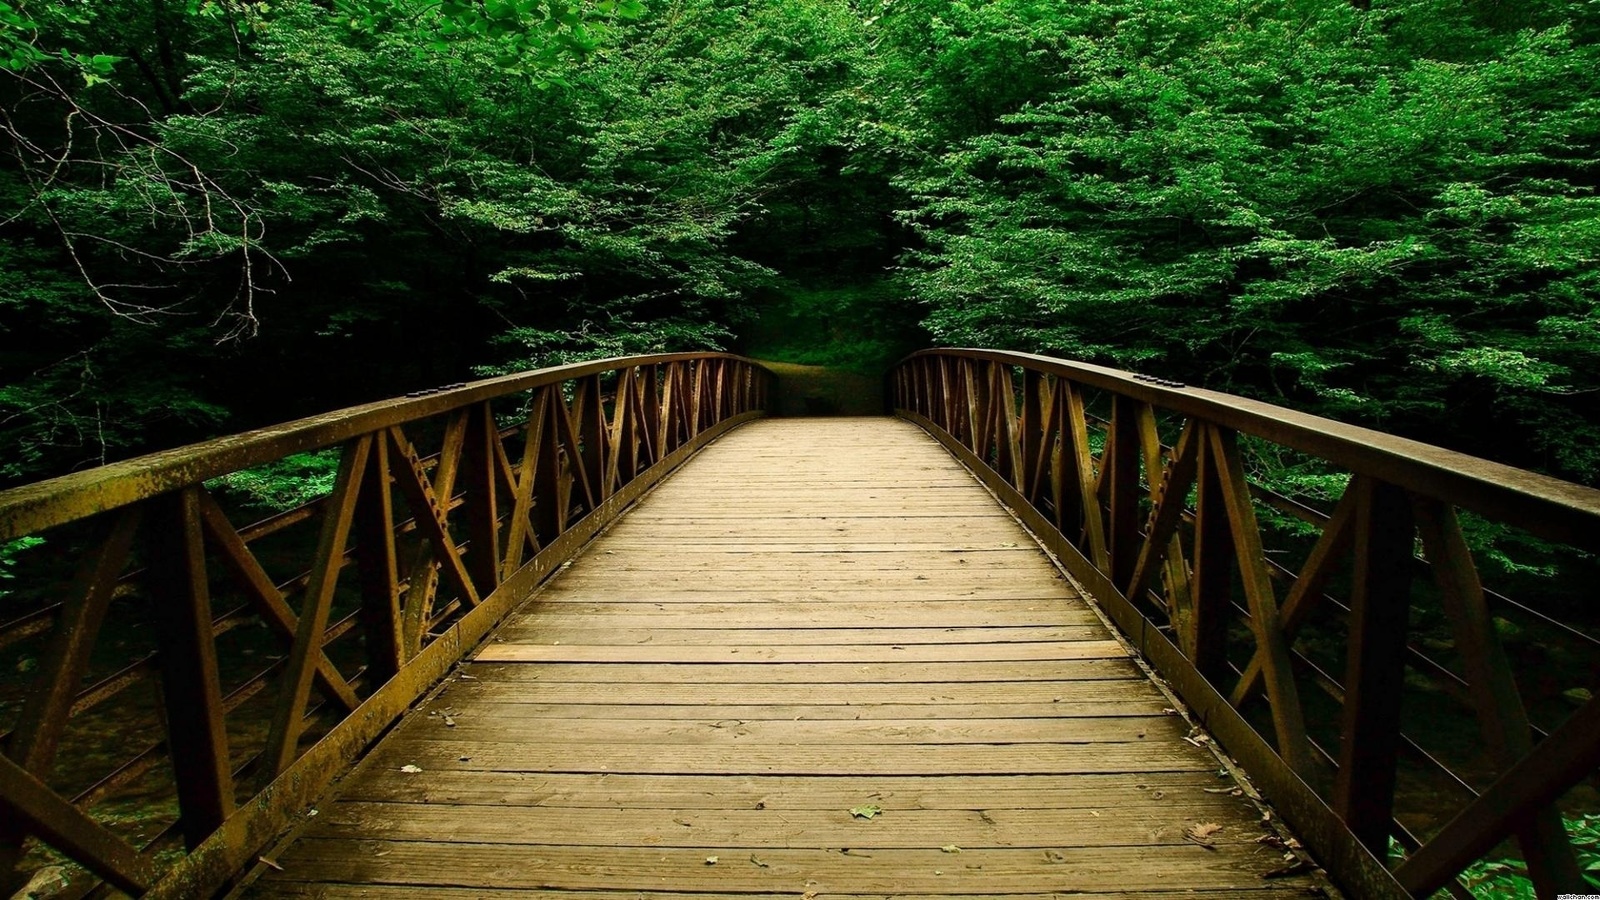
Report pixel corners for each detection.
[893,349,1600,900]
[0,353,771,898]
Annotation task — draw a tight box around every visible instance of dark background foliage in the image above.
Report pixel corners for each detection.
[0,0,1595,490]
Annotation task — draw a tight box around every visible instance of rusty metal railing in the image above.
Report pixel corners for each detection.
[893,349,1600,900]
[0,353,772,898]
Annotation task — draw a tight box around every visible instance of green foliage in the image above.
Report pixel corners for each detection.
[0,536,44,599]
[0,1,121,80]
[1440,813,1600,897]
[335,0,642,84]
[885,0,1600,486]
[207,450,343,511]
[480,317,731,371]
[1,0,890,482]
[741,279,924,375]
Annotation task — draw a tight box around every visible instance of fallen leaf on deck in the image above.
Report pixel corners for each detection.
[1185,822,1223,850]
[940,845,961,853]
[1263,860,1313,879]
[258,857,284,872]
[704,856,718,865]
[849,804,882,819]
[399,764,422,774]
[749,854,768,868]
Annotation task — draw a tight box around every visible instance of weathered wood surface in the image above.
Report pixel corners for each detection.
[239,419,1329,899]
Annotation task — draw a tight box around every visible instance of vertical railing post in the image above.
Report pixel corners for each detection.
[355,432,404,685]
[1188,425,1232,682]
[1019,370,1047,505]
[458,402,504,597]
[1105,395,1142,589]
[146,487,236,847]
[265,435,374,777]
[1333,476,1417,853]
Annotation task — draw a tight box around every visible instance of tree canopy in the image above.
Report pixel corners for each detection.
[0,0,1596,493]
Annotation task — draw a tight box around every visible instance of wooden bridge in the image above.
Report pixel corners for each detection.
[0,352,1596,899]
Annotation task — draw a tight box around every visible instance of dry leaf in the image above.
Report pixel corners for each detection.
[849,804,882,819]
[1185,822,1223,851]
[749,854,769,868]
[1264,860,1313,879]
[704,855,718,865]
[399,764,422,774]
[258,856,284,872]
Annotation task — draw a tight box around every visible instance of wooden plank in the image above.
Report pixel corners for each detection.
[311,801,1261,849]
[437,680,1165,707]
[401,715,1182,746]
[475,640,1127,664]
[531,582,1078,598]
[492,625,1110,645]
[364,740,1218,776]
[262,843,1304,893]
[332,770,1243,809]
[254,887,1324,900]
[412,700,1172,720]
[511,603,1100,628]
[461,660,1143,684]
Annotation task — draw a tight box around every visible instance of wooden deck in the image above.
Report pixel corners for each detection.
[240,418,1330,899]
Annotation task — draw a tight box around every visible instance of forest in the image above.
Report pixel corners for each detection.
[0,0,1596,493]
